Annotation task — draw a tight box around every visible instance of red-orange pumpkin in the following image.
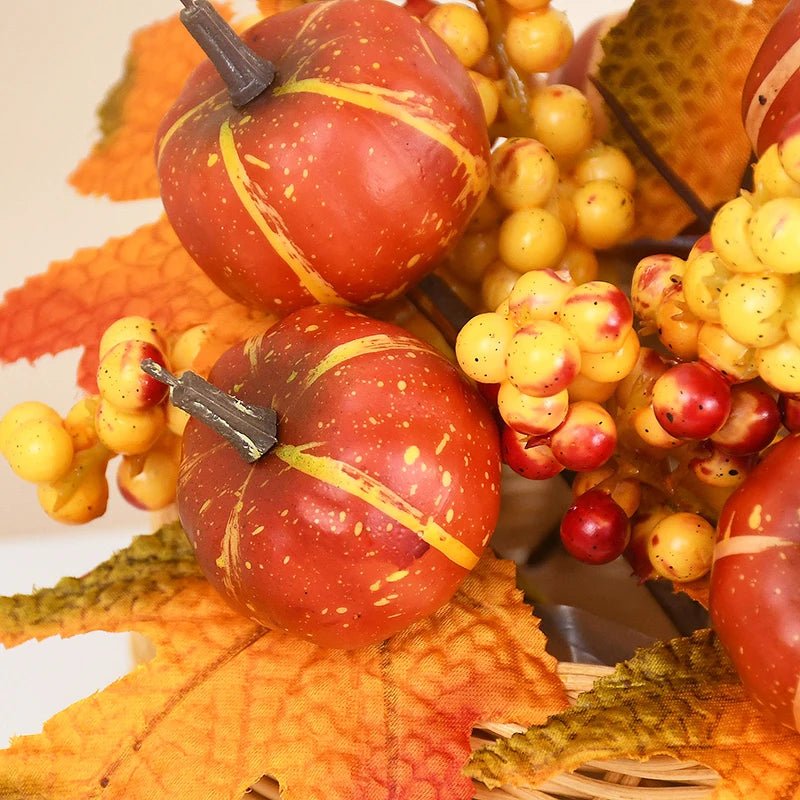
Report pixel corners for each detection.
[741,0,800,156]
[177,304,501,648]
[710,433,800,730]
[156,0,489,314]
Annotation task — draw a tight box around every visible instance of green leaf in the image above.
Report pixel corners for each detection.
[467,629,800,799]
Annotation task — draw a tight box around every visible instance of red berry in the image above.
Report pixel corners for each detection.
[550,400,617,472]
[711,384,781,455]
[560,489,630,565]
[500,425,564,480]
[652,361,732,440]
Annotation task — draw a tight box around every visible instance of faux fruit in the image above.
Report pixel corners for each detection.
[710,433,800,731]
[156,0,490,314]
[742,0,800,157]
[176,304,502,649]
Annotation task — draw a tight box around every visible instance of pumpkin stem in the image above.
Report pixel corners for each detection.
[141,359,278,463]
[178,0,276,108]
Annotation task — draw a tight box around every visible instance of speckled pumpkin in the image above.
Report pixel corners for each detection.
[177,304,501,648]
[156,0,490,315]
[710,433,800,731]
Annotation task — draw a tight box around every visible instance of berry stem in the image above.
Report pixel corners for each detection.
[177,0,276,107]
[141,359,278,462]
[407,274,475,348]
[589,75,714,229]
[473,0,532,134]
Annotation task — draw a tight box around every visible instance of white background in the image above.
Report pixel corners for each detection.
[0,1,630,746]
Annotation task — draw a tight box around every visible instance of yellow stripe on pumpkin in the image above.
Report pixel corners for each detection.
[271,78,487,206]
[217,119,346,305]
[303,334,431,388]
[215,467,257,594]
[156,90,228,165]
[273,443,479,570]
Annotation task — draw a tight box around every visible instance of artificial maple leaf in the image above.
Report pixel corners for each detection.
[597,0,785,239]
[468,628,800,799]
[69,1,302,201]
[675,577,710,609]
[0,216,273,392]
[0,524,567,800]
[68,9,230,201]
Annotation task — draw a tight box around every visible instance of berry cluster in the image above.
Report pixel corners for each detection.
[455,269,639,482]
[0,317,228,523]
[558,134,800,580]
[420,3,636,308]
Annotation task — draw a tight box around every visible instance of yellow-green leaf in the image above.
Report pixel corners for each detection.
[467,629,800,799]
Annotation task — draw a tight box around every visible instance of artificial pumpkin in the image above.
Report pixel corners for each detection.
[710,433,800,731]
[177,304,502,648]
[156,0,490,314]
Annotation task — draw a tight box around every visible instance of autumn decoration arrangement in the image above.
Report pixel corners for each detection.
[2,0,800,798]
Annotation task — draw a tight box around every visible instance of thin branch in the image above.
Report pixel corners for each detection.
[589,75,714,229]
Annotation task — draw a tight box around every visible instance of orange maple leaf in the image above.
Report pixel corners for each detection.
[69,1,302,202]
[0,216,273,392]
[68,10,219,201]
[0,523,567,800]
[597,0,785,239]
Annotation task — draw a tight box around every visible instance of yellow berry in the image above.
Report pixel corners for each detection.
[446,229,499,285]
[99,315,166,360]
[166,402,191,438]
[710,195,765,273]
[647,512,715,582]
[530,84,594,163]
[579,328,640,383]
[480,260,519,311]
[655,286,700,361]
[544,183,578,237]
[97,340,170,412]
[0,401,62,456]
[718,272,787,348]
[117,449,180,511]
[505,7,573,74]
[696,322,758,383]
[64,396,101,451]
[752,144,800,202]
[748,197,800,274]
[572,143,636,192]
[4,419,75,483]
[469,70,500,127]
[507,268,573,326]
[505,320,581,397]
[681,251,729,324]
[555,239,599,284]
[497,381,568,435]
[468,193,504,233]
[756,338,800,394]
[37,450,109,525]
[631,254,685,323]
[169,324,212,372]
[455,312,516,384]
[95,399,166,455]
[567,372,617,403]
[633,405,682,450]
[424,3,489,68]
[572,179,635,250]
[558,280,633,354]
[498,207,567,272]
[491,137,560,211]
